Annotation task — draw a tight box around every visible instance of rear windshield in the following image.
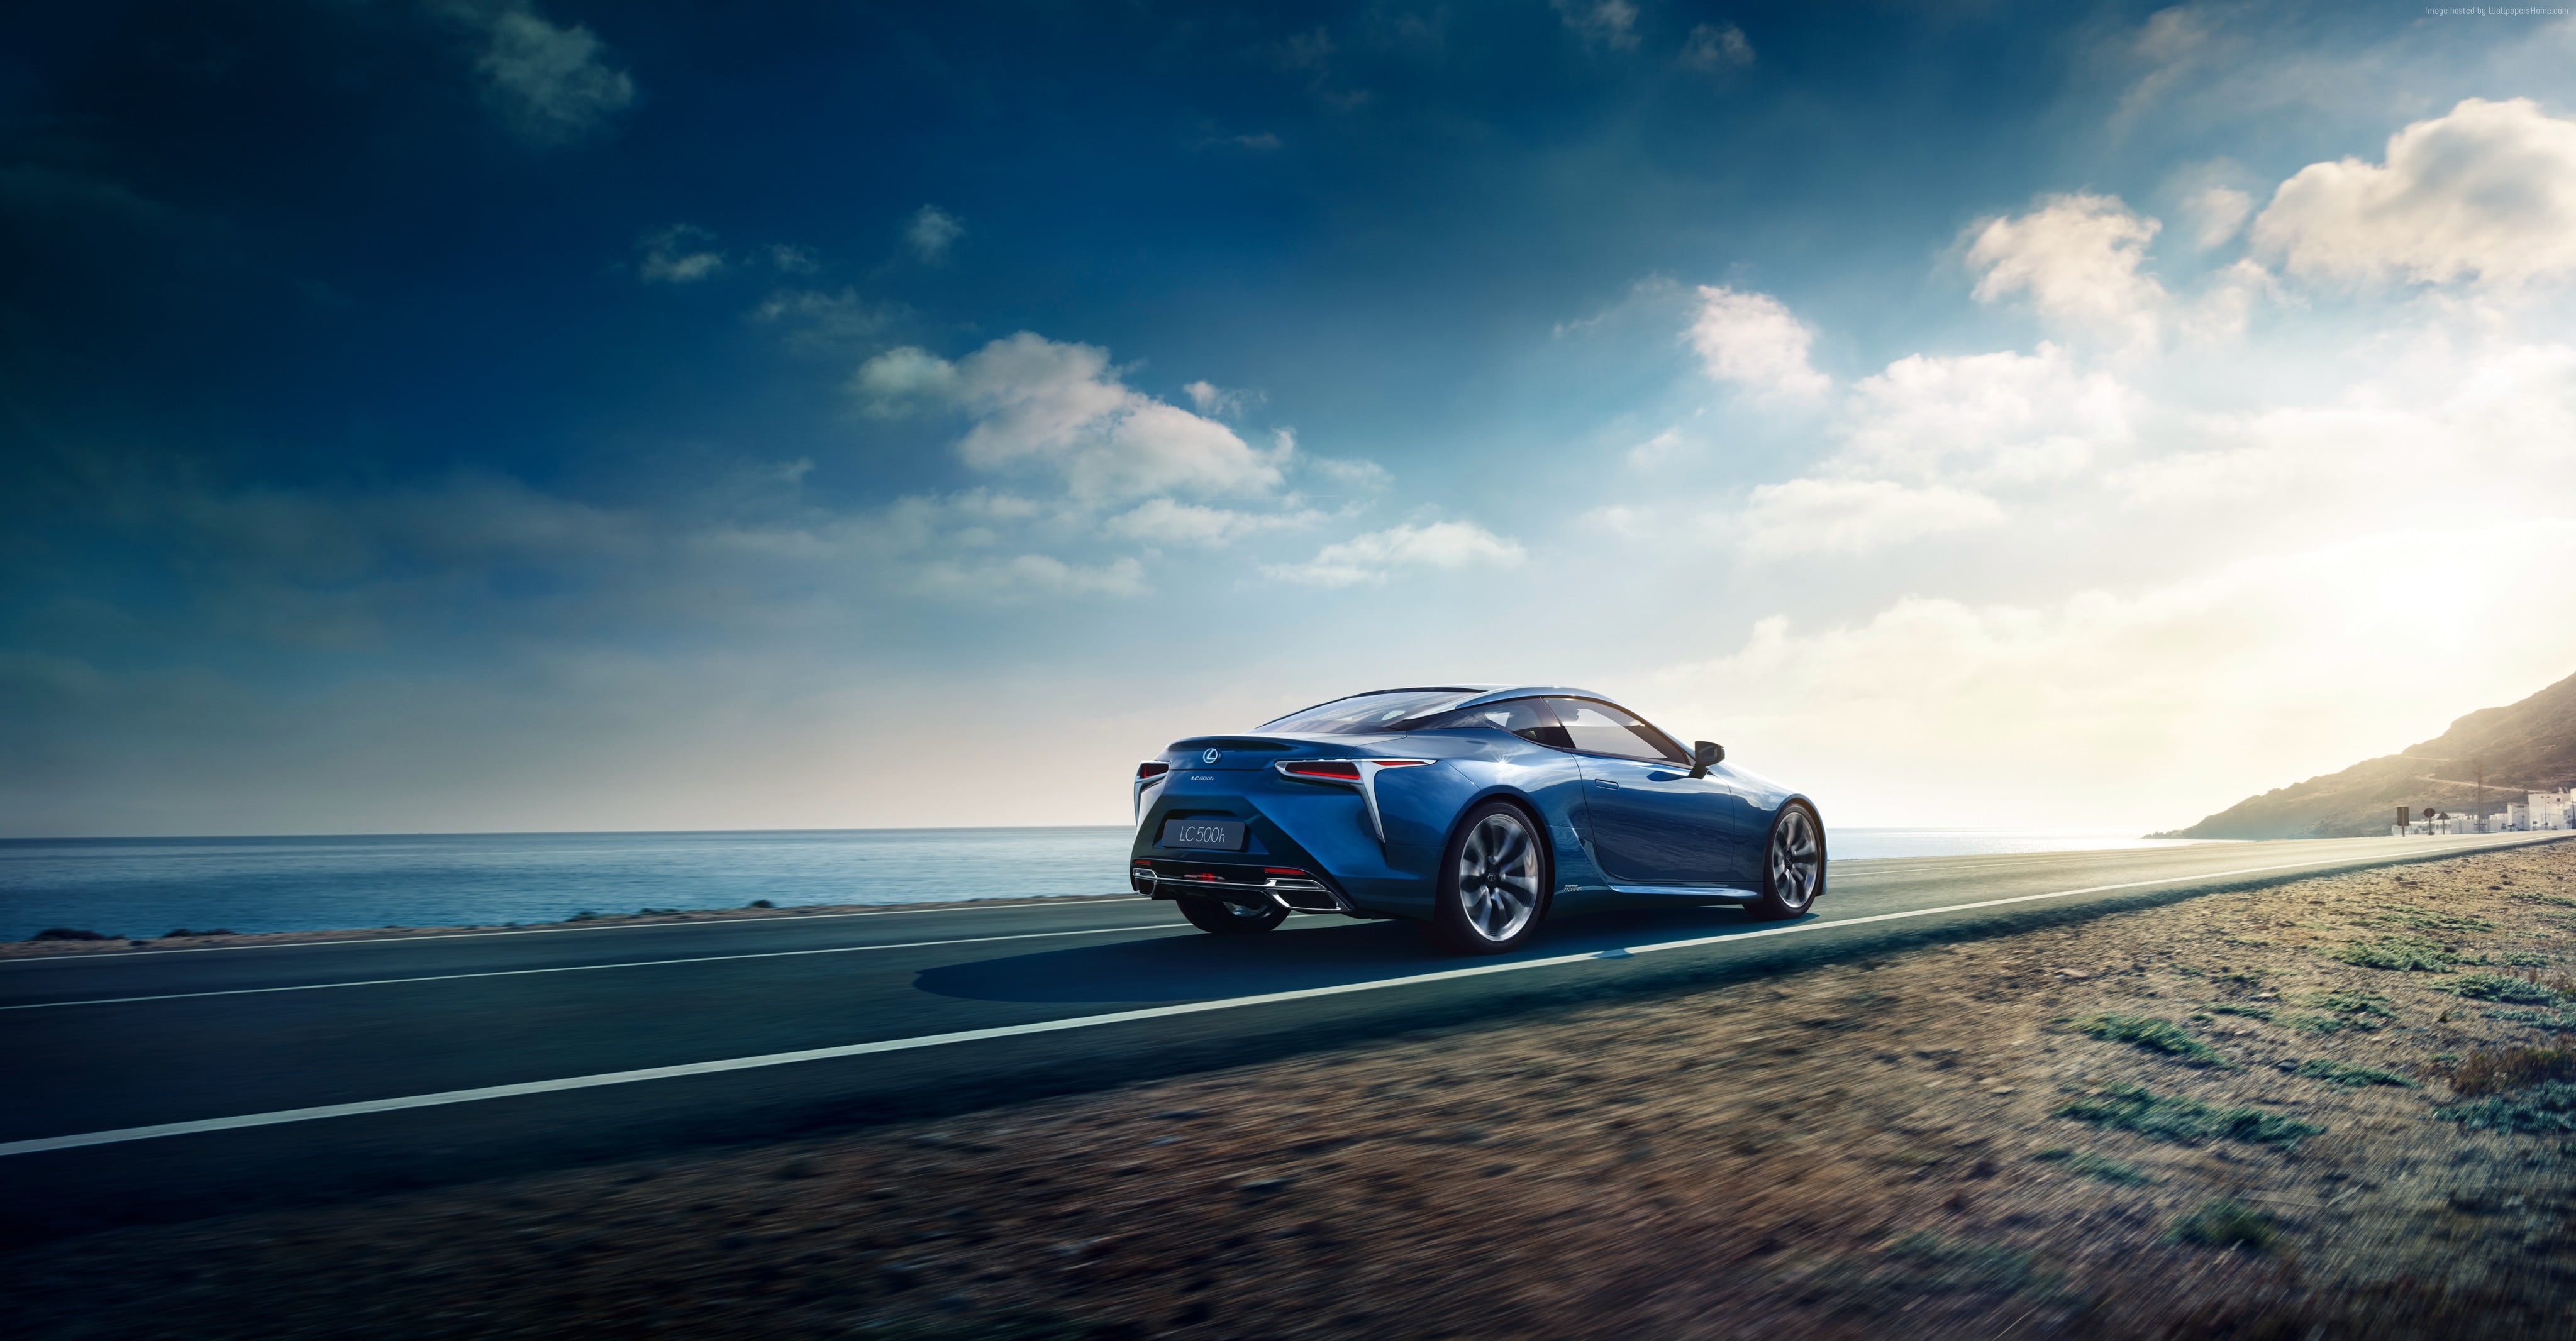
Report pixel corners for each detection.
[1257,688,1489,736]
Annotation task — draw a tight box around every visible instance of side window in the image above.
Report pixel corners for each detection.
[1547,698,1689,764]
[1428,697,1571,749]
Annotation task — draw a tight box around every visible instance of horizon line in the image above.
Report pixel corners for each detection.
[0,822,2182,844]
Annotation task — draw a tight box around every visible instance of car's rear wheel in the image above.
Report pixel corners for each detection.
[1176,894,1288,935]
[1749,802,1823,920]
[1430,800,1550,954]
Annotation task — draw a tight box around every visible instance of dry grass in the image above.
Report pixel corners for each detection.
[8,844,2576,1338]
[2445,1047,2576,1097]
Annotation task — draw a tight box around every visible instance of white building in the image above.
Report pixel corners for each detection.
[2394,788,2576,835]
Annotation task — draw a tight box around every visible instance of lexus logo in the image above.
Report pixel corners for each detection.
[1201,748,1221,764]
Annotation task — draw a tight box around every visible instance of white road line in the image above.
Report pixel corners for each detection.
[6,834,2555,1159]
[0,836,2489,969]
[0,897,1152,966]
[0,924,1186,1012]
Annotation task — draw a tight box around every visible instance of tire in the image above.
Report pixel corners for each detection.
[1176,894,1287,935]
[1430,800,1551,954]
[1748,802,1824,920]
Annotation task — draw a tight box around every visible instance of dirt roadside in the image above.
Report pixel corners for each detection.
[7,846,2575,1339]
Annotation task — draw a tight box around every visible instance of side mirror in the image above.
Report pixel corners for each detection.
[1690,741,1723,778]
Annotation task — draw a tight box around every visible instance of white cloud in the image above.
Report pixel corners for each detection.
[1263,521,1525,587]
[1180,380,1258,417]
[1736,478,2005,558]
[1626,426,1689,468]
[1680,22,1753,70]
[1304,455,1392,494]
[2114,333,2576,512]
[1648,521,2576,827]
[1965,193,2166,345]
[1552,0,1640,50]
[906,206,963,263]
[768,244,820,274]
[2180,186,2252,250]
[2177,257,2281,343]
[916,554,1146,599]
[854,333,1288,500]
[2111,4,2219,128]
[1667,313,2138,560]
[640,224,724,284]
[1688,285,1829,399]
[2252,97,2576,287]
[464,2,636,146]
[699,487,1164,604]
[750,287,907,356]
[850,345,958,408]
[1102,498,1316,548]
[1196,127,1285,153]
[1841,343,2136,486]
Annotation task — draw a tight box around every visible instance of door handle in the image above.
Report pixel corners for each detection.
[1592,778,1619,789]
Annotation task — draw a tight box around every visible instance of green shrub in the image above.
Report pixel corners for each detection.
[2298,989,2397,1018]
[2167,1199,2277,1251]
[2443,973,2564,1005]
[2436,1081,2576,1134]
[2034,1147,2155,1185]
[1877,1230,2048,1291]
[2333,937,2457,972]
[2073,1014,2227,1066]
[2365,906,2493,934]
[2293,1059,2416,1088]
[2054,1084,2323,1149]
[1790,1231,2071,1314]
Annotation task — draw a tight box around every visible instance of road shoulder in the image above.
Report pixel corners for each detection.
[6,844,2575,1338]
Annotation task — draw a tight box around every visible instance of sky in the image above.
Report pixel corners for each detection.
[7,1,2576,837]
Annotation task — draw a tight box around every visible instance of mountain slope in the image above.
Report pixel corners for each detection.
[2156,670,2576,839]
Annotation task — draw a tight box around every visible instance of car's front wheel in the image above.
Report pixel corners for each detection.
[1176,895,1288,935]
[1748,802,1824,920]
[1430,800,1550,954]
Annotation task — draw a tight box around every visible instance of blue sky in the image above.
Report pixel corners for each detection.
[9,2,2576,836]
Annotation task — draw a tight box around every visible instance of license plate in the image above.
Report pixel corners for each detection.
[1160,817,1246,851]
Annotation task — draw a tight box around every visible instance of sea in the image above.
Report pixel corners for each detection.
[0,827,2216,942]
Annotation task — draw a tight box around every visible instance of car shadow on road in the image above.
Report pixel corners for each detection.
[913,903,1789,1003]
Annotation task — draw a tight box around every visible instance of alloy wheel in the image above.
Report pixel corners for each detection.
[1456,810,1541,942]
[1767,807,1821,912]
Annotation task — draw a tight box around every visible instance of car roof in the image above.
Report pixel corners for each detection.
[1336,685,1619,709]
[1456,685,1616,708]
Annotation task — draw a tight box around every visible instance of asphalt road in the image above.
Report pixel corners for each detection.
[4,831,2562,1246]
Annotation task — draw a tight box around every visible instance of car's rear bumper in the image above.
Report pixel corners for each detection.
[1128,857,1355,913]
[1130,765,1440,920]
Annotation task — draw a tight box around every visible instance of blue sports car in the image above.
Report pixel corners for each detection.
[1128,685,1824,953]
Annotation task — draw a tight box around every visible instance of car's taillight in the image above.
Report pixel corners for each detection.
[1136,761,1170,780]
[1279,760,1360,780]
[1372,759,1430,770]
